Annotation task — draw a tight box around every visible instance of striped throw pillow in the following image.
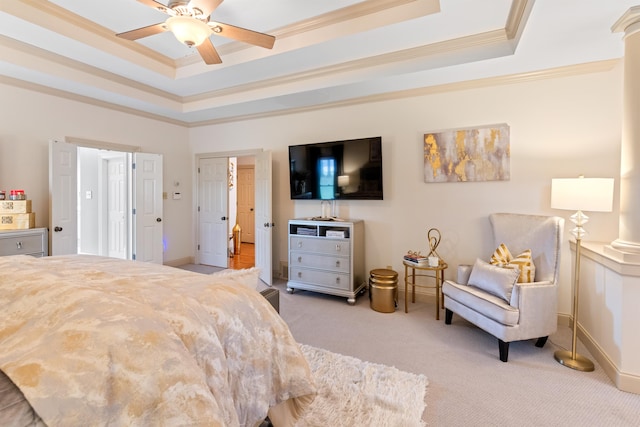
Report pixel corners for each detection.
[490,243,536,283]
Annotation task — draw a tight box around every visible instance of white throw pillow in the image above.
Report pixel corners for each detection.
[210,267,261,290]
[467,258,520,302]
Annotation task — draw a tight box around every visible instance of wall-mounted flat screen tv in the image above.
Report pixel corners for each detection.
[288,136,383,200]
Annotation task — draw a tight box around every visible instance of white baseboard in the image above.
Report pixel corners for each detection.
[578,324,640,394]
[164,256,194,267]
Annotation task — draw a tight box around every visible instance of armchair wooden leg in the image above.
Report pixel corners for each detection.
[535,336,549,348]
[445,308,453,325]
[498,340,509,362]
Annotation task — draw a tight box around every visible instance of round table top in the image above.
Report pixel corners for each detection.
[402,260,448,270]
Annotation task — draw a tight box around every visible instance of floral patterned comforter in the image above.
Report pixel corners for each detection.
[0,255,315,427]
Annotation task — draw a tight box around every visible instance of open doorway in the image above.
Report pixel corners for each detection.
[50,139,164,263]
[228,157,255,269]
[77,147,129,259]
[195,149,272,284]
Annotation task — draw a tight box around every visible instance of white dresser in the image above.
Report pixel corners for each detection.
[0,228,48,257]
[287,218,365,304]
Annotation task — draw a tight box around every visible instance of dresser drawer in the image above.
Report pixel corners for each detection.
[289,251,350,273]
[289,267,351,291]
[290,236,350,255]
[0,234,45,256]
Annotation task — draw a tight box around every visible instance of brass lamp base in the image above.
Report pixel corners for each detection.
[554,350,595,372]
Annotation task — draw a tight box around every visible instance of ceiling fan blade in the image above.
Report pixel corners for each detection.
[189,0,224,17]
[136,0,170,13]
[116,23,167,41]
[208,21,275,49]
[197,38,222,64]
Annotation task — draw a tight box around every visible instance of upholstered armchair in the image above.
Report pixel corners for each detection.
[442,213,564,362]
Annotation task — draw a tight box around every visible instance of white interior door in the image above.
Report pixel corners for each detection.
[107,157,127,259]
[133,152,163,263]
[255,150,273,285]
[49,140,77,256]
[198,157,229,267]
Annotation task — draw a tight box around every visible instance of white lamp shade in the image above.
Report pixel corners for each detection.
[551,177,614,212]
[166,16,211,46]
[337,175,350,187]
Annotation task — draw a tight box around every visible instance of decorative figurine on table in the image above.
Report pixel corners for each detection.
[427,228,442,267]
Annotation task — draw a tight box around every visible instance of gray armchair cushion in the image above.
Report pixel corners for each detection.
[467,258,520,302]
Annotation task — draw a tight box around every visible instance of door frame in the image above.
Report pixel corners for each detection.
[194,149,264,266]
[52,137,163,263]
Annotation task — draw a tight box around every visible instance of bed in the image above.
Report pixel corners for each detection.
[0,254,316,427]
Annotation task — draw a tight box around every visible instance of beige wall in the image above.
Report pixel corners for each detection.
[190,62,624,316]
[0,84,192,263]
[0,62,625,315]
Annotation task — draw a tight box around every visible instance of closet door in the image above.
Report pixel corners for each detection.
[49,140,78,256]
[133,152,163,264]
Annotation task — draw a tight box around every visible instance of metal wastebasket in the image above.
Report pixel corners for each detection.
[369,268,398,313]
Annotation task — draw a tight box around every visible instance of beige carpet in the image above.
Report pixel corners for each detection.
[296,345,427,427]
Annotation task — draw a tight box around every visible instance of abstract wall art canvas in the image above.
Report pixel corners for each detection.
[423,123,510,183]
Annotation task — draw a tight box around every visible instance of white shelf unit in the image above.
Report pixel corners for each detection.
[287,218,365,304]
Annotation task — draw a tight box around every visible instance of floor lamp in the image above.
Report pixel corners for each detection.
[550,176,614,372]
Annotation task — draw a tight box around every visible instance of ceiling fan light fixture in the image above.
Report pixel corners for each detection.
[165,16,210,47]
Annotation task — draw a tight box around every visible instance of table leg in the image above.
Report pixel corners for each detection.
[440,269,445,309]
[411,268,416,303]
[435,269,440,320]
[404,264,409,313]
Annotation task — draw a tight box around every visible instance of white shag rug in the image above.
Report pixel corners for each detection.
[296,345,428,427]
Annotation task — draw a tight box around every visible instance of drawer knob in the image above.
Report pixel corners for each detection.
[297,271,302,278]
[335,260,340,267]
[16,241,23,249]
[297,241,303,248]
[335,244,341,252]
[335,277,341,284]
[297,256,302,263]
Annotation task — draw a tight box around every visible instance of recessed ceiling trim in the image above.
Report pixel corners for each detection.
[505,0,533,40]
[0,74,187,126]
[188,59,620,127]
[184,29,510,107]
[6,0,176,77]
[0,59,618,128]
[176,0,440,67]
[0,35,182,107]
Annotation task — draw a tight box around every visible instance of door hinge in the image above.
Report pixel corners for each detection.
[198,244,200,250]
[198,167,200,173]
[132,162,136,170]
[132,254,136,260]
[132,208,136,215]
[198,206,200,212]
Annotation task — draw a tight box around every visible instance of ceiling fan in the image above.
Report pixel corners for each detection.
[116,0,275,64]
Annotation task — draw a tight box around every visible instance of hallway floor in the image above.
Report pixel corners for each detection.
[229,242,254,270]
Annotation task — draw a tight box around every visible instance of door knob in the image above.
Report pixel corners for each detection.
[156,218,162,222]
[54,226,63,232]
[221,216,227,220]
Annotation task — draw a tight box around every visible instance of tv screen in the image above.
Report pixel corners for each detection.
[289,136,383,200]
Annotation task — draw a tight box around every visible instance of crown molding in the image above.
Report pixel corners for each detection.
[0,59,619,128]
[5,0,176,76]
[0,75,187,127]
[187,59,620,127]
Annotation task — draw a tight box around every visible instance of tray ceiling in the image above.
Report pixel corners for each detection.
[0,0,635,125]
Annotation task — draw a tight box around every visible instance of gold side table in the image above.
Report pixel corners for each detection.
[403,260,448,319]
